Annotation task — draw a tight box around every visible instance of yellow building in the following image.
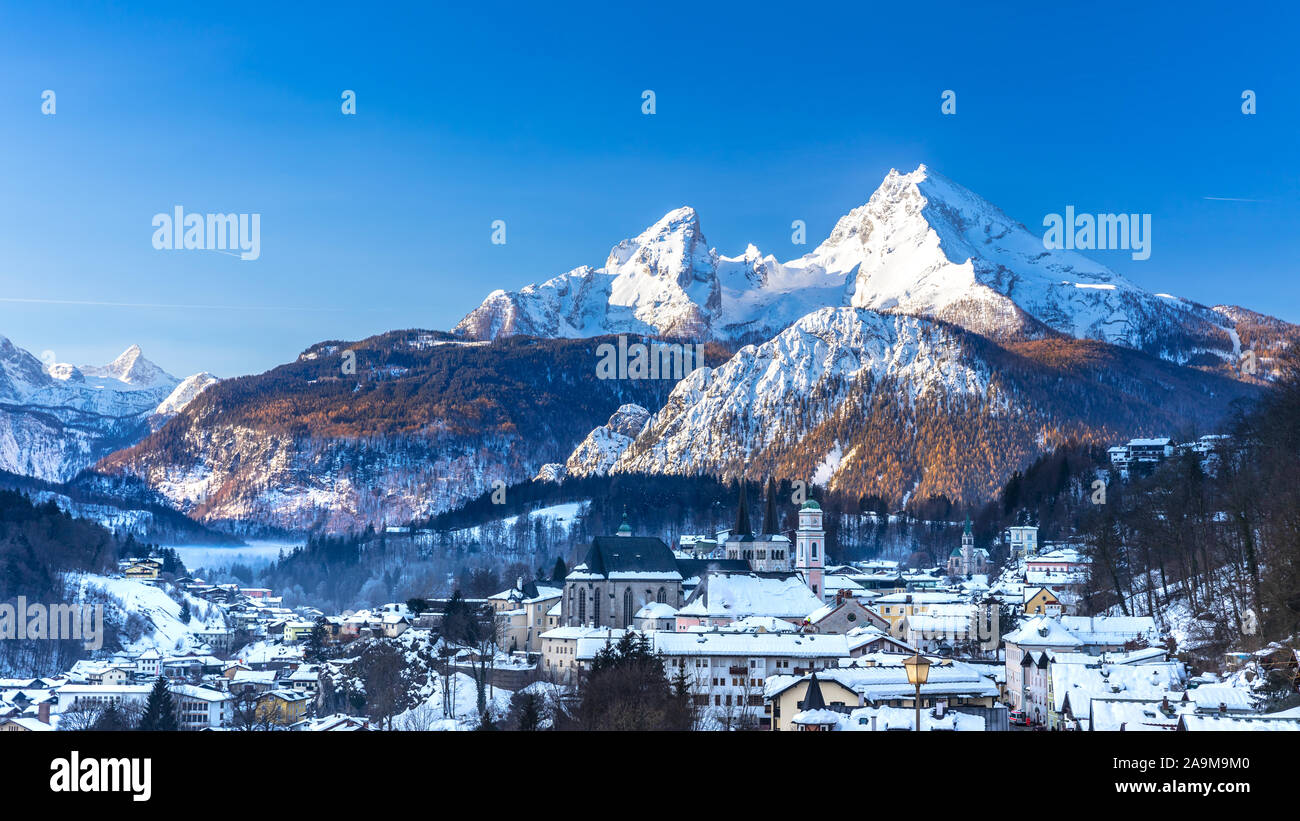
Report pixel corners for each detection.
[123,559,162,580]
[256,690,310,725]
[1023,587,1062,616]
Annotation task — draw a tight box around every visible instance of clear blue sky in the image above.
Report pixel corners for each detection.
[1,1,1297,378]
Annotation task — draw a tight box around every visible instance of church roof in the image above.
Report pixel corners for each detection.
[579,536,680,578]
[674,558,752,581]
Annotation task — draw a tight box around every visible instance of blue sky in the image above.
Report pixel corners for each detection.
[1,1,1297,378]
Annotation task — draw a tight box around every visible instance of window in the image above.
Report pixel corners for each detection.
[657,587,666,603]
[623,589,633,627]
[593,595,600,624]
[578,590,586,624]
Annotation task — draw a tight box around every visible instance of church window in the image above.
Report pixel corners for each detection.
[623,589,633,626]
[657,587,666,603]
[578,590,586,624]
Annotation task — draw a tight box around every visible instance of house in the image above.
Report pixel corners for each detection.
[491,578,563,653]
[539,626,626,682]
[1177,713,1300,731]
[675,571,823,631]
[172,684,233,730]
[873,591,968,633]
[379,612,411,639]
[764,657,1001,731]
[1023,587,1063,617]
[1003,616,1084,717]
[122,558,163,580]
[634,601,678,632]
[845,626,915,657]
[804,591,890,635]
[1006,525,1039,559]
[287,664,320,700]
[256,689,311,725]
[54,684,153,713]
[0,714,54,731]
[652,630,851,728]
[283,621,316,643]
[897,601,1000,656]
[230,670,278,696]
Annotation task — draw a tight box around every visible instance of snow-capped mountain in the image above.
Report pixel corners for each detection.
[563,403,651,478]
[599,307,1253,504]
[150,371,220,430]
[0,336,216,481]
[457,165,1280,372]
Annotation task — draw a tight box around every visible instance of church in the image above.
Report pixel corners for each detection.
[562,481,828,629]
[947,518,989,577]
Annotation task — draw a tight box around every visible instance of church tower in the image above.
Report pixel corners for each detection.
[795,499,825,600]
[961,516,974,571]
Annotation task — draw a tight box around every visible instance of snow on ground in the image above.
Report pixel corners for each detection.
[392,672,514,730]
[66,573,205,655]
[812,442,844,486]
[448,501,589,541]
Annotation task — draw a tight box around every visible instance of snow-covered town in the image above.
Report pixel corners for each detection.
[5,479,1297,735]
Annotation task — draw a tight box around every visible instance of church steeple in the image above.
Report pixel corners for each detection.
[734,480,753,537]
[761,477,779,535]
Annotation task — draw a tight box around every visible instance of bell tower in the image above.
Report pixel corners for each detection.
[795,499,825,599]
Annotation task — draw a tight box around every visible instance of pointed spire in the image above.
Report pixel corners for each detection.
[734,480,752,538]
[803,672,827,711]
[617,508,632,537]
[761,477,779,535]
[963,516,972,535]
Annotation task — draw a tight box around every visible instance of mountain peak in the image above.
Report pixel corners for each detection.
[84,345,176,388]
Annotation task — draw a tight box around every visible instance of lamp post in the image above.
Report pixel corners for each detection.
[903,653,931,733]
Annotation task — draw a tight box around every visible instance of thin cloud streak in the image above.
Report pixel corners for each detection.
[0,297,372,313]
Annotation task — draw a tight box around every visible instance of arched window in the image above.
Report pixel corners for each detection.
[624,589,633,627]
[578,590,587,624]
[657,587,666,604]
[812,541,818,558]
[593,594,601,625]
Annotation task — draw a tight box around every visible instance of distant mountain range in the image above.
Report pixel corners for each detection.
[0,338,216,482]
[10,165,1296,533]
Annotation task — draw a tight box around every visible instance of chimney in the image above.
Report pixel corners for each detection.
[37,701,50,725]
[1219,702,1227,715]
[1161,695,1170,713]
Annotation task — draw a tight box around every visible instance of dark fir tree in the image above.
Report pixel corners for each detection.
[138,677,178,731]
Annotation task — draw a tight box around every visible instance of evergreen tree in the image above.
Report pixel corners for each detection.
[178,600,191,624]
[138,677,179,731]
[516,692,541,731]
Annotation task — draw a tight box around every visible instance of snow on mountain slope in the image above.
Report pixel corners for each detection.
[611,307,990,478]
[818,166,1235,363]
[0,335,213,481]
[564,403,651,477]
[67,573,223,655]
[456,165,1283,370]
[150,371,219,429]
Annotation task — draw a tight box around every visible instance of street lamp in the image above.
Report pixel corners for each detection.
[903,653,931,732]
